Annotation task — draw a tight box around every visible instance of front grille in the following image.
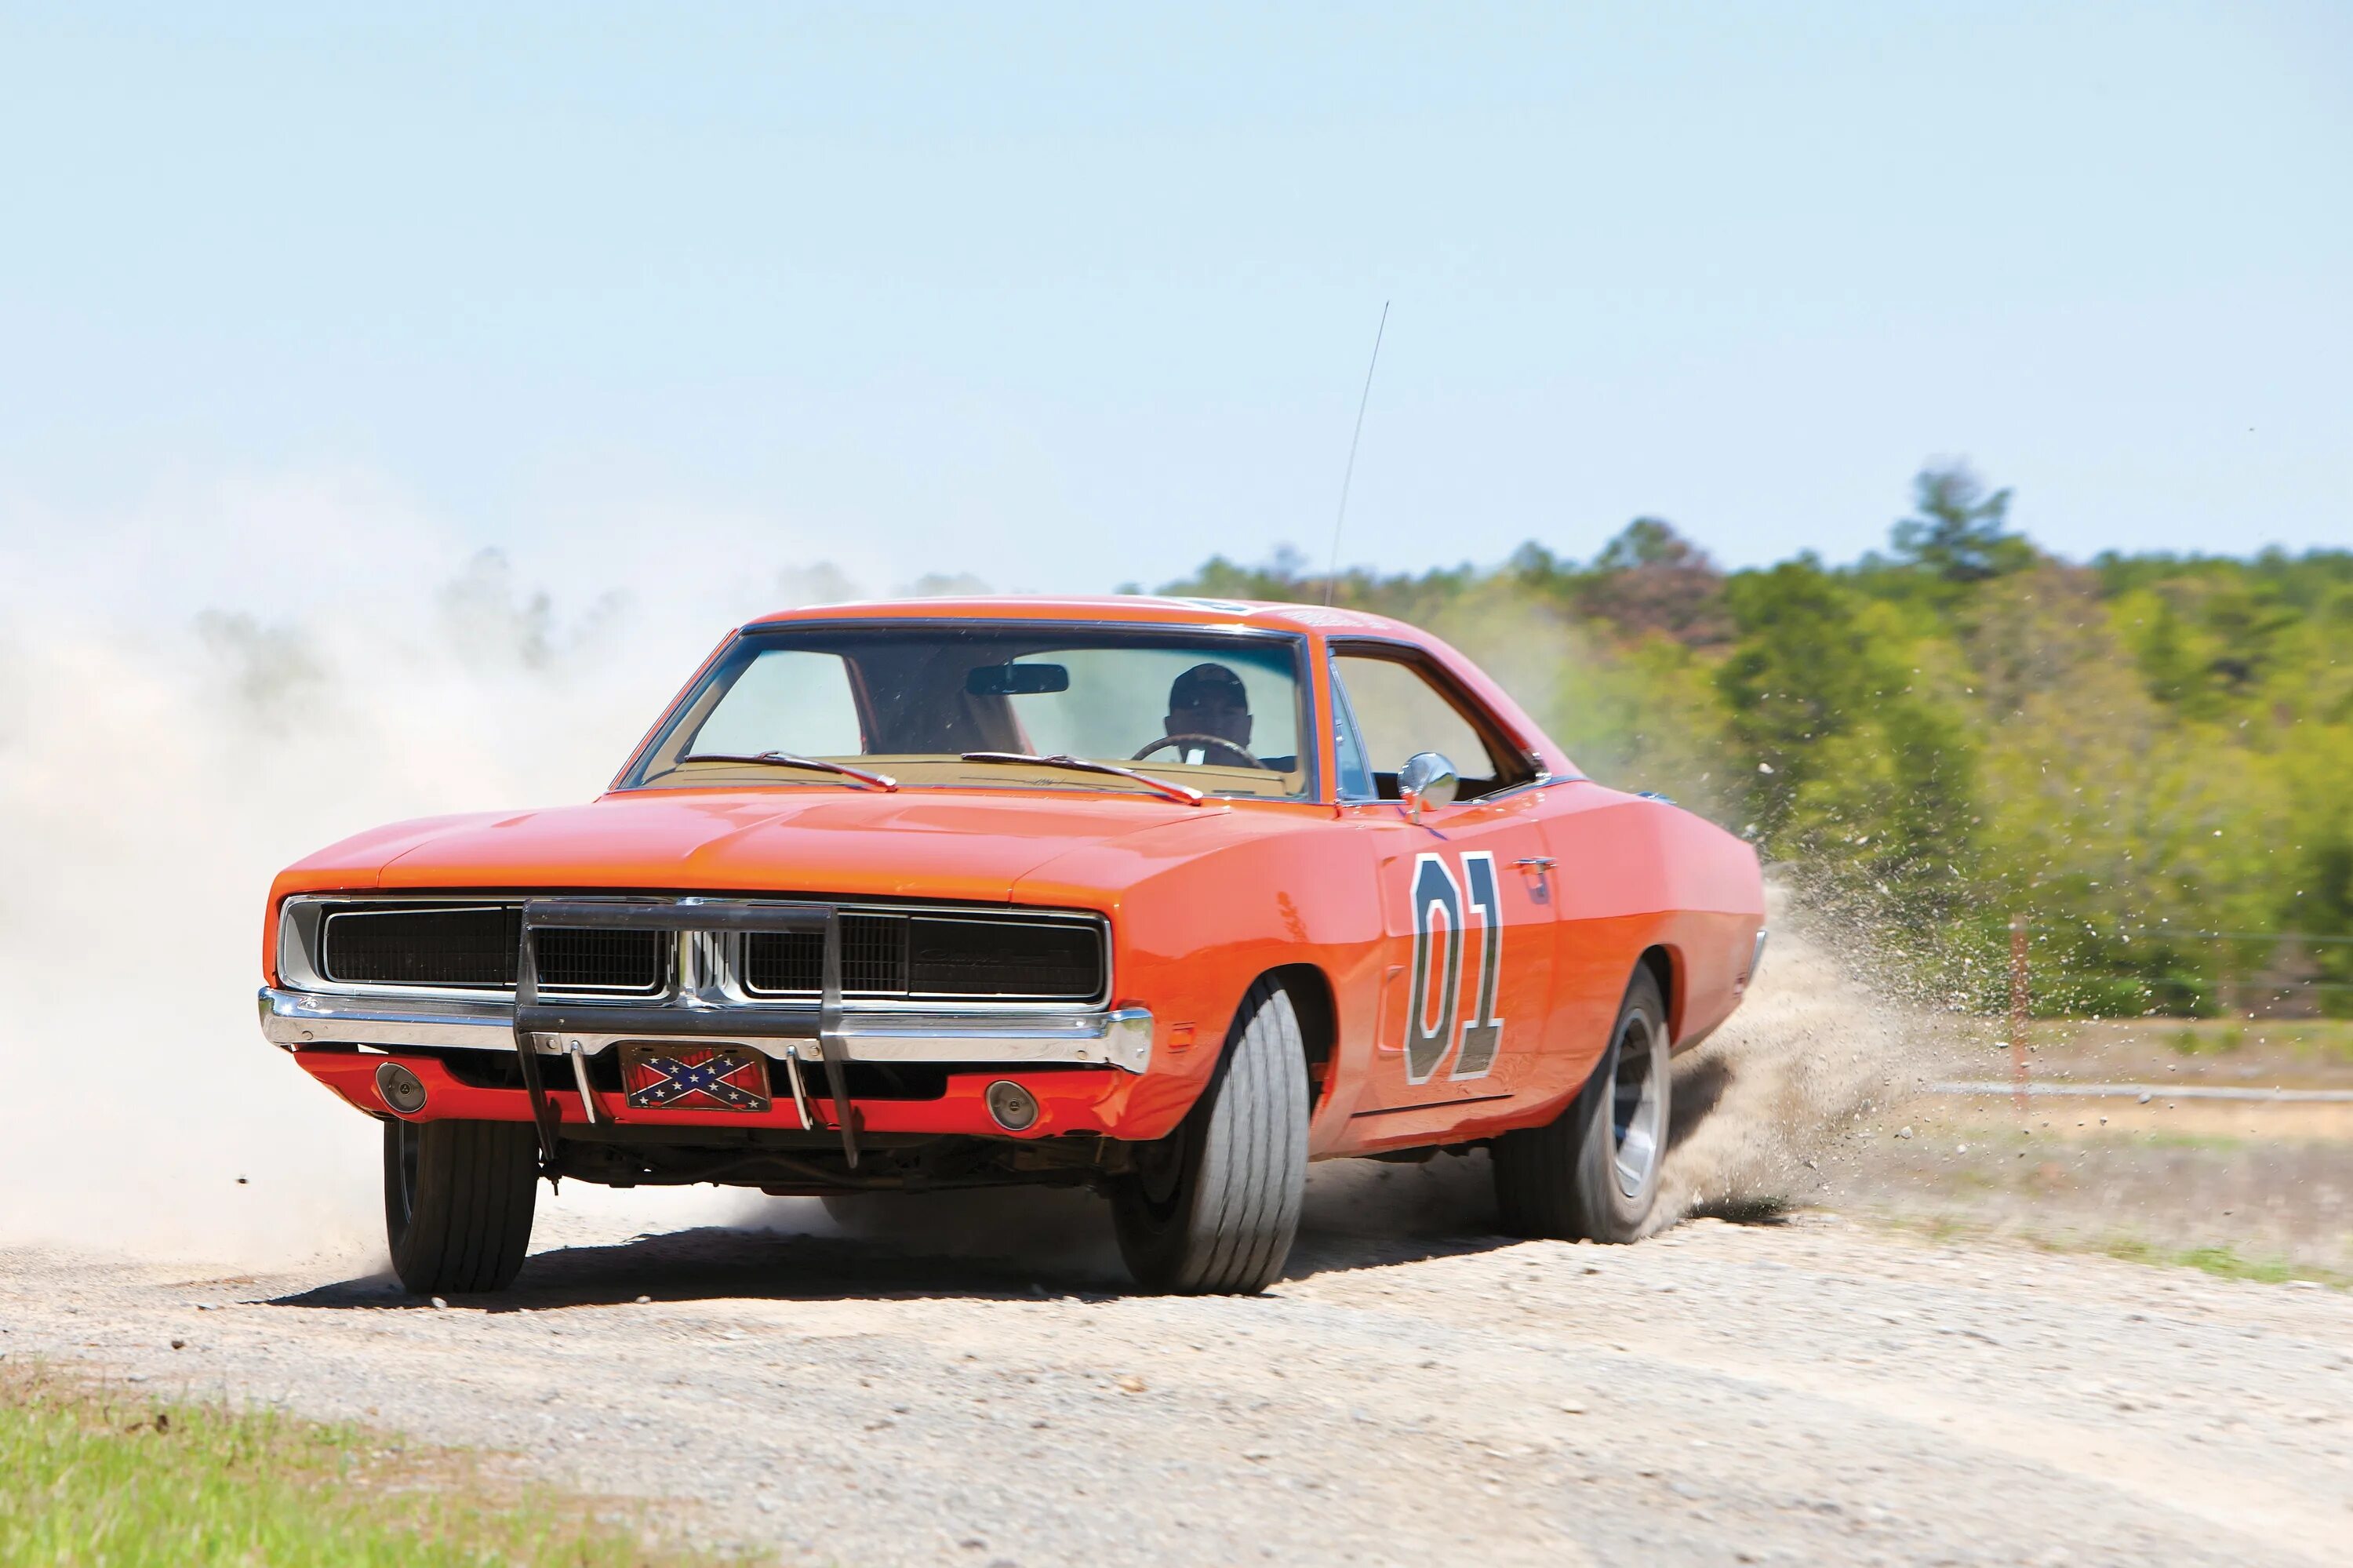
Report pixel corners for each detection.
[309,899,1100,1005]
[319,906,664,995]
[908,918,1100,999]
[324,905,514,988]
[741,913,1102,1002]
[739,913,907,995]
[533,927,666,993]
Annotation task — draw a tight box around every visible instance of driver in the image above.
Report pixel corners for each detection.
[1162,662,1253,761]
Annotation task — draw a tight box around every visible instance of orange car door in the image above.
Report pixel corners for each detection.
[1329,649,1560,1135]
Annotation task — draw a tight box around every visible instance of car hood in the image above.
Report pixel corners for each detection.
[278,787,1215,905]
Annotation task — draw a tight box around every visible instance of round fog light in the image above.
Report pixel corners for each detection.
[375,1061,428,1116]
[984,1079,1039,1132]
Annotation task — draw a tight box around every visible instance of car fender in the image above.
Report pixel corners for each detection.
[1011,803,1381,1149]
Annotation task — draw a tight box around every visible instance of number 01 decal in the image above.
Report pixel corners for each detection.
[1404,850,1507,1084]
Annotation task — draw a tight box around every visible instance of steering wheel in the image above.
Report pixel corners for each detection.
[1131,733,1266,769]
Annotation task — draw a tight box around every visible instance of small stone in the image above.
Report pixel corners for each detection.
[1559,1401,1587,1414]
[430,1297,449,1310]
[1117,1375,1147,1394]
[169,1339,185,1350]
[1895,1126,1913,1139]
[635,1295,651,1304]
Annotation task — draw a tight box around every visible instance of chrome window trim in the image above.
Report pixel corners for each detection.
[277,893,1113,1013]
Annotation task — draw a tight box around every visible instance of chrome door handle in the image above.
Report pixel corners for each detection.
[1513,856,1556,872]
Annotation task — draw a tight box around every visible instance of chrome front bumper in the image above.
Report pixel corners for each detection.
[257,987,1155,1075]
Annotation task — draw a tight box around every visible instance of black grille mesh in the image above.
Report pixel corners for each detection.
[323,907,515,988]
[843,913,908,991]
[907,918,1100,999]
[741,914,906,995]
[318,902,1097,1002]
[741,930,822,993]
[321,907,663,994]
[741,914,1098,1001]
[533,927,665,992]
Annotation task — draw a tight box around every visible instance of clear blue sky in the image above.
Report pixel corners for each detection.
[2,2,2347,595]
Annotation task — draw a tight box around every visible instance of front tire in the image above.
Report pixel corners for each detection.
[384,1118,540,1295]
[1493,968,1671,1242]
[1111,977,1310,1293]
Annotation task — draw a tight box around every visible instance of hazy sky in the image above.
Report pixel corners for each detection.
[3,3,2348,597]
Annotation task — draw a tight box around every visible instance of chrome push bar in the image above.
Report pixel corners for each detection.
[512,899,853,1162]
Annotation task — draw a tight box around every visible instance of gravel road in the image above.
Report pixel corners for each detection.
[5,1162,2348,1568]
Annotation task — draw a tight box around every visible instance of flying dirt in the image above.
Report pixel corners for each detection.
[2,536,2344,1566]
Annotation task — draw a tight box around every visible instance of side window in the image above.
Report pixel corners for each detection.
[1331,652,1514,799]
[1329,658,1377,801]
[689,649,864,756]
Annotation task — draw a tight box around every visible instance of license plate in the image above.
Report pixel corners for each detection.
[618,1042,772,1113]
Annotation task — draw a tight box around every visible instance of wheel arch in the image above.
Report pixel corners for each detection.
[1252,962,1337,1114]
[1638,944,1682,1046]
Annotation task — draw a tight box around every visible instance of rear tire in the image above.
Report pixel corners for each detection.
[384,1119,540,1295]
[1493,968,1671,1242]
[1111,977,1309,1293]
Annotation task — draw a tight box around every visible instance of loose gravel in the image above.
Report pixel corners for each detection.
[5,1175,2348,1567]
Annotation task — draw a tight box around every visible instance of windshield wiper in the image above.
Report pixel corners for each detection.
[676,751,899,791]
[959,751,1204,806]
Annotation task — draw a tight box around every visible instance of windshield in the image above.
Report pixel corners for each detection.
[619,623,1314,801]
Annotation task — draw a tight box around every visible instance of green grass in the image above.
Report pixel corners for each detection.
[1871,1212,2350,1292]
[0,1365,766,1567]
[2146,1017,2353,1064]
[2090,1236,2353,1290]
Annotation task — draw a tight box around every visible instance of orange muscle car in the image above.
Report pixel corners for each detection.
[260,597,1765,1294]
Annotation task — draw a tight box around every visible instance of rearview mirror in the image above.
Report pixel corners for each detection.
[966,663,1071,696]
[1398,751,1459,822]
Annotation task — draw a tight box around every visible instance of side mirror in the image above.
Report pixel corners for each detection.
[1397,751,1459,822]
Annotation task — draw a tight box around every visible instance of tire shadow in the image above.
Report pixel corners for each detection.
[268,1158,1522,1312]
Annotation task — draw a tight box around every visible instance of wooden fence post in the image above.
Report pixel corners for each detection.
[2010,914,2031,1115]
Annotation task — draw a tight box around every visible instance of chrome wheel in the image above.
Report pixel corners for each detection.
[1610,1010,1666,1201]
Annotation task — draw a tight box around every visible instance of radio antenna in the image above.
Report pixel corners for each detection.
[1323,300,1390,606]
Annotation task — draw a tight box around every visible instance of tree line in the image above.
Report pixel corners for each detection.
[1161,466,2353,1018]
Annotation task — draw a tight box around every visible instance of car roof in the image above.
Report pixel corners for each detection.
[742,595,1427,640]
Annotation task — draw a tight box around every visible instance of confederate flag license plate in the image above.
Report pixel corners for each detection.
[619,1043,772,1114]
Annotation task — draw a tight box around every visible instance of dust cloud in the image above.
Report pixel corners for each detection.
[0,489,1935,1273]
[1653,879,1964,1228]
[0,476,904,1268]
